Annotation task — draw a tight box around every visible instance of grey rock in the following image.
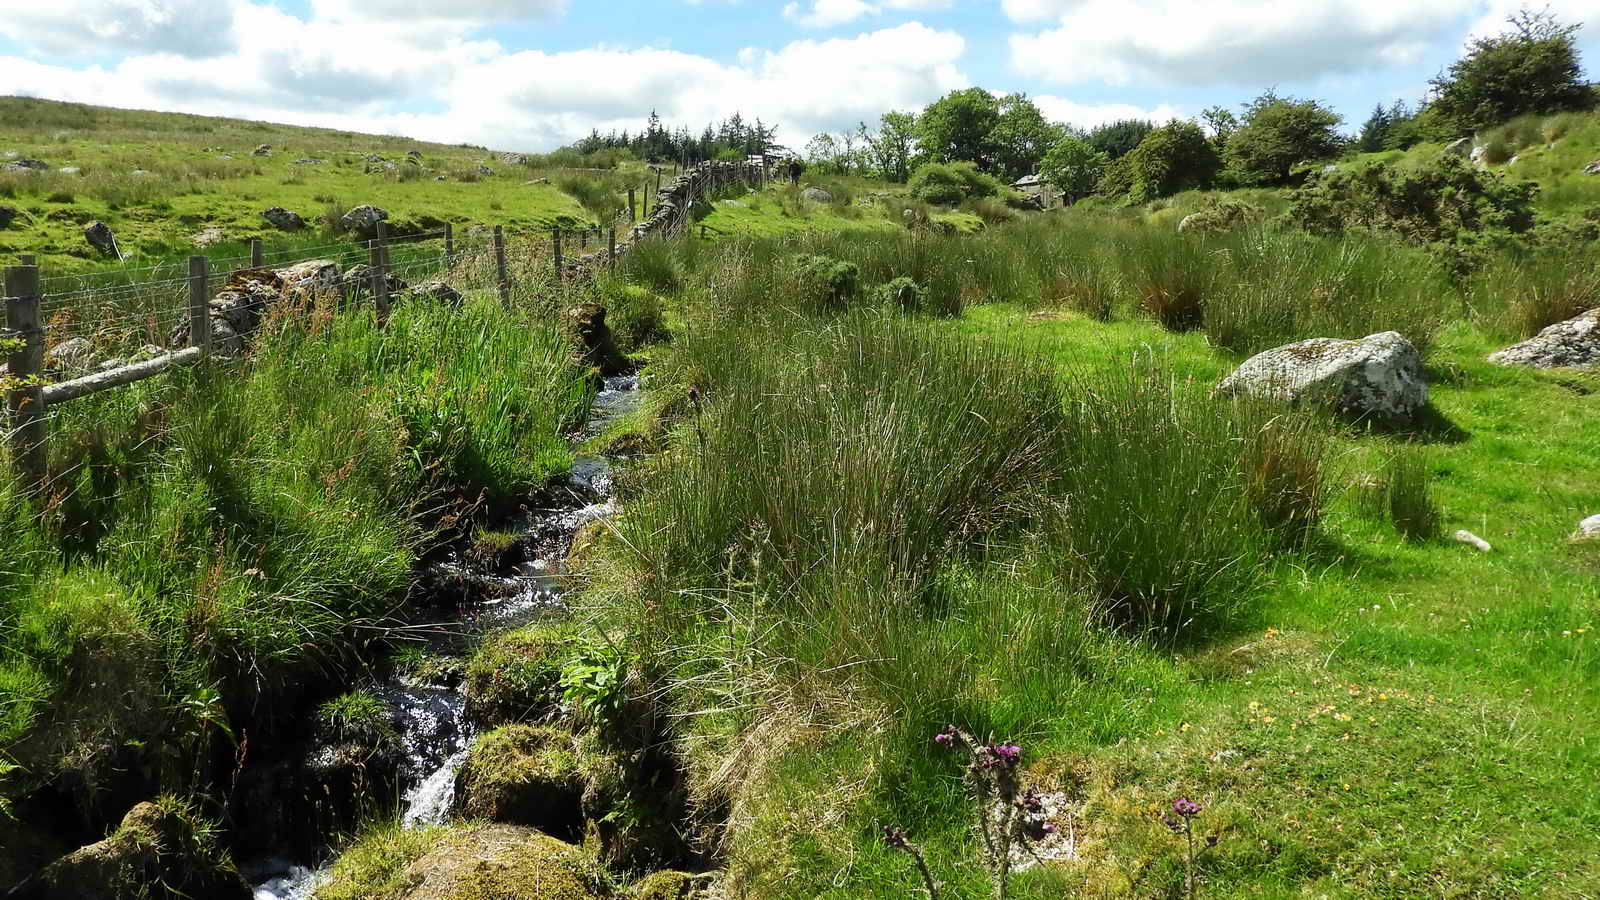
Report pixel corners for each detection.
[216,154,235,160]
[261,206,306,231]
[1469,144,1487,165]
[1217,331,1428,420]
[406,150,423,160]
[338,204,389,238]
[404,281,464,306]
[1487,309,1600,369]
[434,175,447,181]
[3,158,48,172]
[476,165,494,176]
[1575,515,1600,540]
[45,338,93,373]
[1442,137,1472,158]
[129,169,150,177]
[343,263,408,299]
[191,225,226,247]
[277,259,343,302]
[1454,530,1493,552]
[252,144,272,157]
[363,153,386,163]
[57,167,79,175]
[1584,159,1600,176]
[293,157,323,166]
[499,153,528,166]
[801,187,834,203]
[83,221,119,257]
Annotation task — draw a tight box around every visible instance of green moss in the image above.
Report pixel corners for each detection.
[319,822,606,900]
[464,625,570,725]
[455,725,583,832]
[626,870,699,900]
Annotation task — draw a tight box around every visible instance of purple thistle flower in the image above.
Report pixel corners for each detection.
[1019,788,1044,813]
[1173,797,1203,818]
[991,743,1022,768]
[882,825,909,849]
[934,732,953,746]
[1042,822,1058,835]
[687,384,702,406]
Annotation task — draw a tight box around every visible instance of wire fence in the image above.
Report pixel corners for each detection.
[3,159,770,491]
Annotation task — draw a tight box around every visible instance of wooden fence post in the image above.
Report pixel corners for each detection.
[553,226,563,281]
[493,225,510,305]
[607,227,616,269]
[371,222,391,326]
[4,264,45,493]
[628,188,636,222]
[580,228,587,250]
[444,222,455,268]
[188,256,211,358]
[249,238,263,268]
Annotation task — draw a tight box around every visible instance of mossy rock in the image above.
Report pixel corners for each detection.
[455,725,584,838]
[464,625,568,726]
[317,823,606,900]
[22,797,248,900]
[626,870,701,900]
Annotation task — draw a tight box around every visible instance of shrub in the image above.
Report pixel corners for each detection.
[1223,92,1345,186]
[1176,198,1267,235]
[908,161,1000,206]
[1115,120,1222,204]
[873,276,927,313]
[791,253,860,310]
[1429,9,1594,132]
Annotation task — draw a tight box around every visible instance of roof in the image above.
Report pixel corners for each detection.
[1013,174,1043,187]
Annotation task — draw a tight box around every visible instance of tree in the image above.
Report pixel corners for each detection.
[1223,91,1344,186]
[1039,137,1108,202]
[1201,105,1238,148]
[990,93,1066,181]
[1113,120,1220,203]
[1085,119,1154,160]
[861,111,917,183]
[1355,103,1392,153]
[917,87,1001,170]
[1429,9,1593,132]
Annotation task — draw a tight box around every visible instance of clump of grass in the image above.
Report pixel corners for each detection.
[317,690,396,745]
[1472,255,1600,339]
[1049,262,1118,320]
[1123,231,1214,331]
[1361,447,1442,540]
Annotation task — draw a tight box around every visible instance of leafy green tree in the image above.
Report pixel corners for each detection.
[1430,9,1593,132]
[861,111,918,183]
[1039,137,1108,202]
[991,93,1067,181]
[917,88,1001,170]
[1355,103,1392,153]
[1108,120,1220,203]
[1201,105,1238,148]
[1223,92,1344,186]
[1085,119,1154,160]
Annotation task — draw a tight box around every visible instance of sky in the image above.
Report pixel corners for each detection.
[1,1,1597,153]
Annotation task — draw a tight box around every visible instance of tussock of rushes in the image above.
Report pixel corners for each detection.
[1378,447,1443,541]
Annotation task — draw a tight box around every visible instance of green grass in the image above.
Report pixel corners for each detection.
[568,212,1600,898]
[0,96,664,276]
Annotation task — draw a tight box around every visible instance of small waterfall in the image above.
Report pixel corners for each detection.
[250,374,642,897]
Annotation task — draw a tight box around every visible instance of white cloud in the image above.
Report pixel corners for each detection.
[1034,95,1181,129]
[1009,0,1477,86]
[0,11,967,153]
[782,0,951,29]
[0,0,242,58]
[308,0,568,24]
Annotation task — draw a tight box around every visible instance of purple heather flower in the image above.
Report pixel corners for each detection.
[1042,823,1058,835]
[1173,797,1203,818]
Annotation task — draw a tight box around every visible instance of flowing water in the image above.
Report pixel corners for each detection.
[251,374,642,899]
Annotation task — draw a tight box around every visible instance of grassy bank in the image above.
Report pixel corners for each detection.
[570,214,1599,897]
[0,281,590,870]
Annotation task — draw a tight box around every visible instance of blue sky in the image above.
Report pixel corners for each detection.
[1,1,1597,151]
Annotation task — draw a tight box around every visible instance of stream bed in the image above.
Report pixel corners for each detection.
[249,374,642,899]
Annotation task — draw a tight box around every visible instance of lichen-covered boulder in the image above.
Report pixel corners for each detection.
[1487,309,1600,369]
[404,281,465,307]
[343,263,409,303]
[83,221,119,257]
[339,204,390,238]
[44,338,93,374]
[252,144,271,157]
[277,258,343,304]
[1574,515,1600,541]
[23,799,249,900]
[261,206,306,230]
[316,823,604,900]
[1217,331,1428,420]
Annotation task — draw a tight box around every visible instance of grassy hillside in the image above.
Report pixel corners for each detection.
[0,97,638,275]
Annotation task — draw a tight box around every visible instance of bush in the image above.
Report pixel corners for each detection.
[1287,155,1538,273]
[1223,93,1345,186]
[1429,9,1594,132]
[908,161,1000,206]
[791,253,860,311]
[1111,120,1221,204]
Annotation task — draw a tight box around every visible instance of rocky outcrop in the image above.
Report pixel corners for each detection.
[3,158,48,172]
[20,800,250,900]
[405,281,464,306]
[454,725,585,837]
[800,186,834,203]
[343,263,408,302]
[252,144,272,157]
[1443,137,1473,158]
[83,221,119,258]
[339,204,389,238]
[1487,309,1600,369]
[261,206,306,230]
[1218,331,1428,420]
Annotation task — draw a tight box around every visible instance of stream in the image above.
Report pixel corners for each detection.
[248,374,642,900]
